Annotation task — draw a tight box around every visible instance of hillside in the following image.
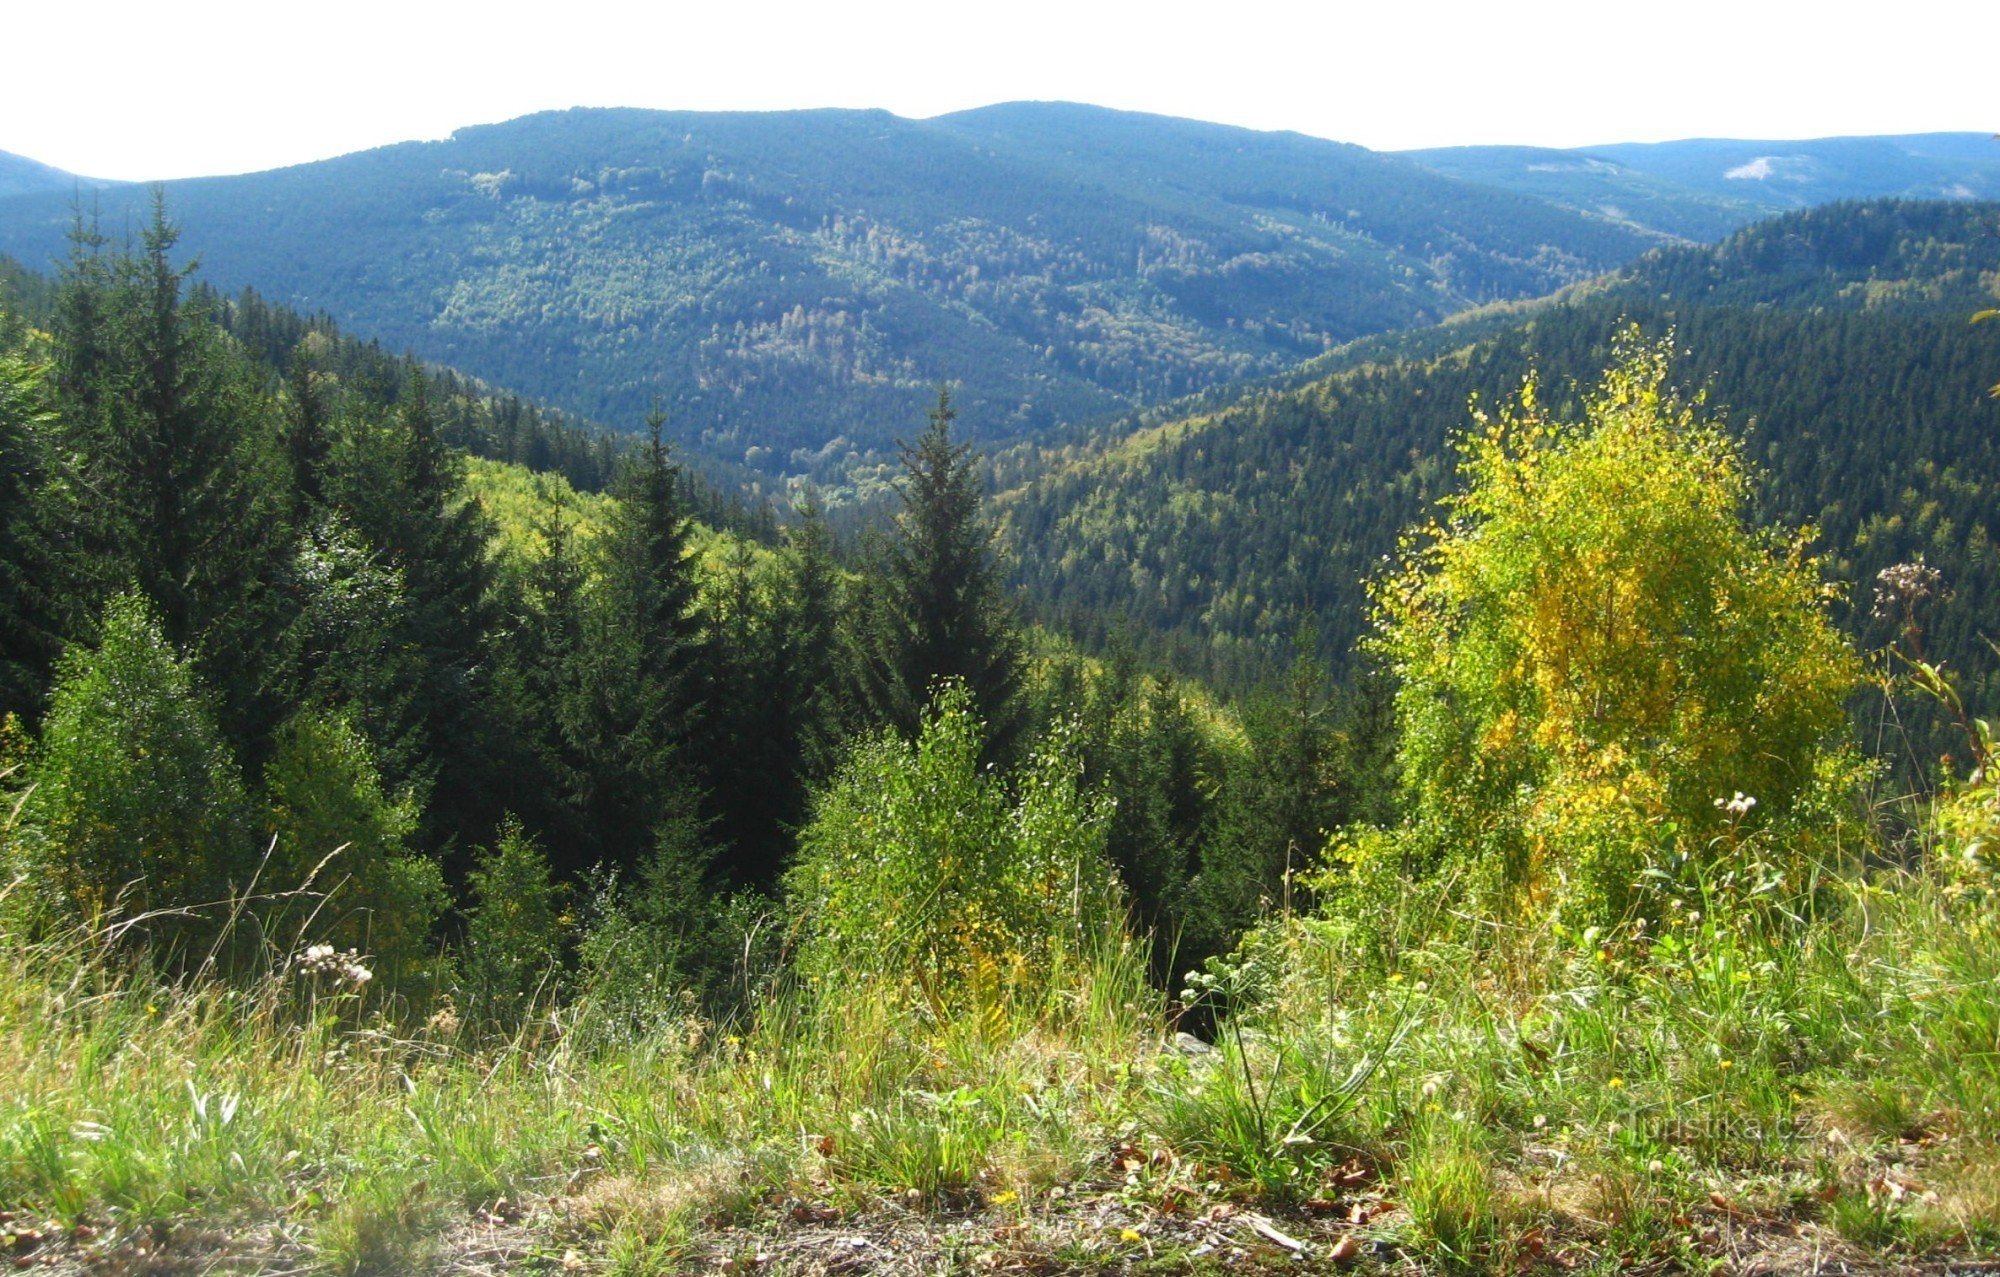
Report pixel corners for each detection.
[1000,200,2000,699]
[0,104,1657,479]
[1405,132,2000,241]
[0,148,92,199]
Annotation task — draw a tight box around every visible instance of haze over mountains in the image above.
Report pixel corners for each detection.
[1403,133,2000,241]
[2,103,1990,484]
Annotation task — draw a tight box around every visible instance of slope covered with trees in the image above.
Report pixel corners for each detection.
[1001,200,2000,707]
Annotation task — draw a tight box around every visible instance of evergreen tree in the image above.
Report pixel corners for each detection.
[0,347,57,723]
[282,343,333,514]
[332,370,500,850]
[583,409,707,871]
[697,540,791,886]
[1186,632,1344,963]
[16,593,254,948]
[506,478,594,870]
[776,490,849,784]
[859,386,1023,755]
[48,194,292,748]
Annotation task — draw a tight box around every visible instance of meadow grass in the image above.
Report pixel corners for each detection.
[3,857,2000,1272]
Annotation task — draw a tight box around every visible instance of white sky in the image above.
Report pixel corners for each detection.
[5,0,1990,181]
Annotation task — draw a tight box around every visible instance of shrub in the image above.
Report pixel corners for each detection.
[12,592,254,948]
[262,710,448,995]
[1364,329,1864,926]
[460,817,564,1027]
[786,682,1117,1014]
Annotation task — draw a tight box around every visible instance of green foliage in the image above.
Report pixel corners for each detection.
[787,683,1116,1012]
[859,389,1025,756]
[0,340,57,722]
[1367,330,1864,925]
[562,412,712,876]
[47,198,292,745]
[574,789,756,1033]
[13,593,253,943]
[1002,201,2000,702]
[460,818,564,1027]
[329,371,503,846]
[1185,638,1349,961]
[261,711,447,995]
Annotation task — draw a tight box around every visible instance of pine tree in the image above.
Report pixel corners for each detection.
[859,387,1023,755]
[583,408,707,870]
[48,194,292,748]
[18,593,254,948]
[0,347,58,723]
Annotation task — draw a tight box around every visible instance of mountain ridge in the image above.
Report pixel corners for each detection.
[0,103,1658,480]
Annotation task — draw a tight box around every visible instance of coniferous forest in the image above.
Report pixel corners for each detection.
[1,127,1999,1275]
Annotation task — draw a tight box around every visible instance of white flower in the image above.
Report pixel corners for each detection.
[1714,792,1757,817]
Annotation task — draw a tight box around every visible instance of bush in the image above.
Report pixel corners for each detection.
[1363,329,1865,927]
[12,592,254,949]
[786,682,1117,1014]
[460,817,564,1027]
[262,710,448,995]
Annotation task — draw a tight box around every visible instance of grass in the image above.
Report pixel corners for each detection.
[6,853,2000,1273]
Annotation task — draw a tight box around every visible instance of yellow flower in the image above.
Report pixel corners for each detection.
[1608,1076,1626,1090]
[1718,1059,1733,1071]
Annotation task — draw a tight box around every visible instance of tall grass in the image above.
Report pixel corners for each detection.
[8,844,2000,1271]
[0,896,1158,1272]
[1182,849,2000,1266]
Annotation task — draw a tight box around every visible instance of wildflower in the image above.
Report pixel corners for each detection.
[1717,1059,1733,1071]
[1872,560,1946,620]
[1714,792,1758,817]
[1608,1076,1626,1090]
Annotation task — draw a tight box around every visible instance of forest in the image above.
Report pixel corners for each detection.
[0,104,1658,484]
[0,188,1998,1275]
[1000,201,2000,706]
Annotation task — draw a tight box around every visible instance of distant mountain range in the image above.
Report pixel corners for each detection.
[0,109,1992,484]
[1402,133,2000,241]
[0,104,1658,477]
[0,149,95,200]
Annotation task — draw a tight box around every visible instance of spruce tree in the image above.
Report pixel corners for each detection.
[49,194,291,749]
[0,348,57,723]
[583,409,707,871]
[283,344,333,514]
[859,386,1023,755]
[331,370,500,850]
[775,490,849,784]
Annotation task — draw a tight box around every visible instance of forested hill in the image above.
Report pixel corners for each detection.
[999,200,2000,703]
[1403,133,2000,242]
[0,149,92,199]
[0,104,1658,480]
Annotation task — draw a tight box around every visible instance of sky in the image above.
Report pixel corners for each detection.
[4,0,1990,181]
